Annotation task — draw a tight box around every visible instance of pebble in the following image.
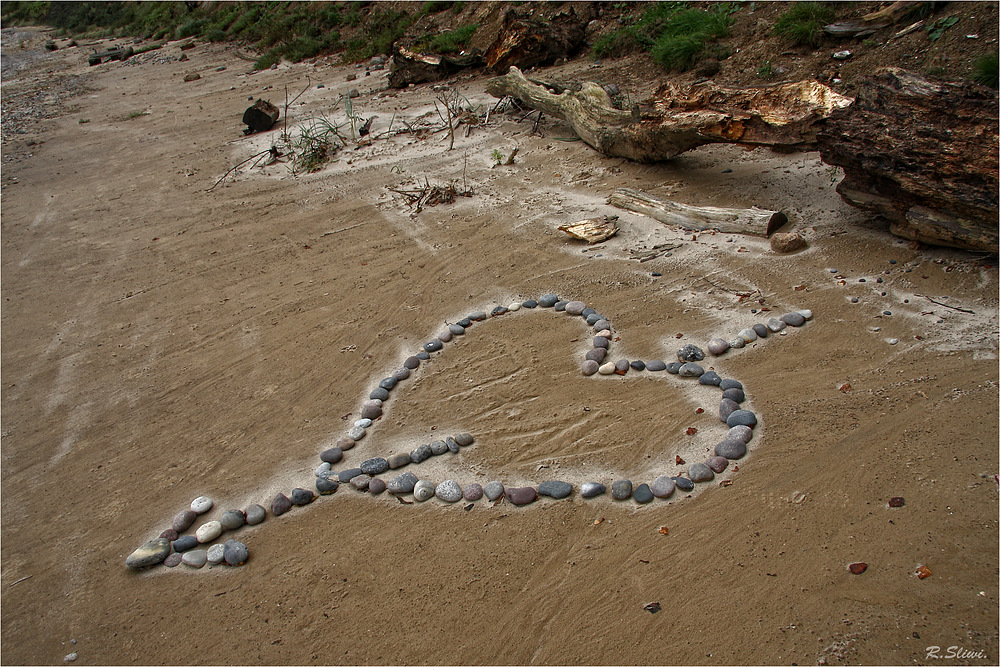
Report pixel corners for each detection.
[767,318,786,332]
[672,477,694,492]
[413,480,436,501]
[582,307,597,318]
[507,302,521,312]
[888,338,899,345]
[553,301,568,311]
[64,653,78,663]
[206,543,225,565]
[455,433,474,446]
[368,478,387,494]
[317,477,339,494]
[719,398,741,422]
[387,472,418,494]
[714,439,747,459]
[370,387,390,400]
[360,457,389,475]
[350,474,372,490]
[598,362,616,375]
[338,468,364,483]
[446,436,460,453]
[223,539,249,566]
[611,479,633,500]
[410,444,433,463]
[190,496,213,514]
[581,482,606,498]
[720,379,743,391]
[315,462,332,477]
[404,356,421,369]
[290,488,315,505]
[505,487,537,506]
[387,452,411,469]
[348,425,366,440]
[586,348,607,363]
[172,509,197,533]
[728,424,753,443]
[337,437,355,451]
[728,337,745,349]
[780,312,806,327]
[182,550,208,568]
[464,483,484,501]
[676,344,705,362]
[491,306,508,317]
[430,440,449,455]
[416,351,430,360]
[738,328,758,343]
[593,319,611,331]
[435,480,463,502]
[538,294,559,307]
[650,476,675,498]
[438,330,453,342]
[630,360,646,371]
[172,535,198,552]
[321,448,343,464]
[586,313,602,325]
[163,553,182,568]
[392,367,410,380]
[726,409,757,428]
[707,338,730,355]
[752,323,769,338]
[645,360,667,372]
[448,323,466,335]
[457,318,472,327]
[699,370,721,386]
[160,528,178,541]
[850,296,860,303]
[245,504,266,525]
[484,481,505,501]
[220,510,246,531]
[633,483,654,503]
[537,480,573,499]
[614,359,630,374]
[379,377,397,390]
[565,301,586,315]
[196,520,223,543]
[798,309,813,320]
[720,386,748,407]
[593,336,609,349]
[424,339,443,352]
[678,362,704,377]
[469,310,487,321]
[522,299,538,309]
[688,462,715,482]
[125,538,171,568]
[705,456,729,473]
[361,404,382,420]
[666,362,683,374]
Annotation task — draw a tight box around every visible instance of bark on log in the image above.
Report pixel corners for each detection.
[823,1,927,37]
[486,67,852,161]
[816,68,998,252]
[243,99,279,133]
[483,9,587,74]
[387,46,483,89]
[610,188,787,238]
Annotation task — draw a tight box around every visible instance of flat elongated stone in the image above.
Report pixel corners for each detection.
[387,472,418,494]
[715,439,747,459]
[484,481,505,501]
[321,447,343,464]
[416,351,430,360]
[583,360,601,377]
[507,302,521,312]
[126,538,171,569]
[581,482,606,498]
[360,458,389,475]
[537,480,573,499]
[522,299,538,309]
[650,476,675,498]
[645,360,667,372]
[172,535,198,552]
[339,468,363,482]
[633,484,654,503]
[182,549,208,568]
[678,362,704,377]
[435,480,463,502]
[505,487,537,506]
[424,339,443,352]
[469,311,487,321]
[449,323,466,335]
[688,462,715,482]
[672,477,695,492]
[196,520,223,543]
[446,437,459,453]
[726,409,757,428]
[728,424,753,443]
[172,510,197,533]
[611,479,633,500]
[706,456,729,473]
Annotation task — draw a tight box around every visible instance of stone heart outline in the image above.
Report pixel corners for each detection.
[126,294,812,570]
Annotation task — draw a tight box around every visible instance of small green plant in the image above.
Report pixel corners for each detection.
[757,60,775,79]
[254,50,280,70]
[773,2,836,47]
[972,53,999,88]
[78,118,90,124]
[925,16,959,42]
[290,115,347,173]
[491,148,504,166]
[422,23,477,54]
[126,110,148,120]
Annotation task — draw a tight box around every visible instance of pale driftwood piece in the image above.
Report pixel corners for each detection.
[824,1,927,38]
[609,188,787,238]
[558,217,618,243]
[485,67,852,162]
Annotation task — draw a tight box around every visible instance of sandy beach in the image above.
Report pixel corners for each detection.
[1,28,998,666]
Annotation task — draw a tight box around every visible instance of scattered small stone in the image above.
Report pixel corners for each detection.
[537,480,573,499]
[633,483,654,503]
[224,539,249,566]
[676,344,705,362]
[707,338,730,356]
[849,562,868,575]
[436,480,463,502]
[645,360,667,372]
[172,535,198,552]
[505,487,537,506]
[770,231,807,253]
[688,462,714,482]
[368,478,387,495]
[182,549,208,568]
[672,477,694,492]
[644,602,661,614]
[173,509,197,532]
[484,481,505,501]
[291,488,315,505]
[464,483,484,501]
[220,510,246,531]
[125,538,171,568]
[650,476,675,498]
[321,448,343,464]
[196,520,223,543]
[387,472,418,495]
[581,482,606,498]
[888,338,899,345]
[360,457,389,475]
[714,439,747,459]
[888,497,905,508]
[190,496,213,514]
[413,480,436,502]
[611,479,633,500]
[64,653,78,663]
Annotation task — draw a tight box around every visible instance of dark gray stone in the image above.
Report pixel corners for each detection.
[410,444,433,464]
[445,437,460,453]
[537,480,573,499]
[582,307,597,318]
[714,439,747,459]
[271,493,292,516]
[630,360,646,371]
[719,398,740,422]
[369,387,390,401]
[220,510,245,531]
[699,370,722,386]
[416,351,430,360]
[553,300,568,311]
[321,447,343,464]
[781,312,806,327]
[404,356,421,369]
[726,409,757,428]
[338,468,364,482]
[379,377,397,390]
[522,299,538,309]
[586,348,607,363]
[586,313,602,325]
[752,323,769,338]
[172,535,198,552]
[676,344,705,362]
[423,339,443,352]
[672,477,694,492]
[360,457,389,475]
[593,336,609,349]
[505,487,537,506]
[611,479,633,500]
[666,362,683,374]
[223,539,249,566]
[457,318,472,327]
[387,472,418,494]
[291,488,315,505]
[538,294,559,307]
[633,483,654,503]
[719,379,744,391]
[317,477,339,494]
[580,482,606,498]
[172,509,197,533]
[722,387,745,403]
[448,323,466,335]
[614,359,630,374]
[646,360,667,372]
[490,306,508,317]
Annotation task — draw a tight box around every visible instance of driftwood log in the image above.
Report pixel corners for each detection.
[484,9,587,73]
[387,46,484,89]
[816,68,998,252]
[485,67,852,161]
[242,99,279,133]
[610,188,787,238]
[823,1,928,37]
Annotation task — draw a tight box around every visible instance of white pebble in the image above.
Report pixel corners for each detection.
[196,520,223,543]
[738,328,757,343]
[598,362,615,375]
[348,425,366,441]
[508,302,521,311]
[315,462,331,477]
[190,496,213,514]
[206,543,226,564]
[729,338,745,349]
[888,338,899,345]
[798,309,813,320]
[596,329,612,339]
[354,418,372,428]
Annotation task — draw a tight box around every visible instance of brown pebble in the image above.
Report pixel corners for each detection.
[888,497,905,508]
[849,562,868,575]
[172,509,197,532]
[770,231,807,253]
[159,528,178,541]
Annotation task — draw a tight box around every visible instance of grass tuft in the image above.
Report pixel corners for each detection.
[773,2,835,48]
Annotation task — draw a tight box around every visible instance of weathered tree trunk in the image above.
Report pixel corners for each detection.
[823,1,927,37]
[483,9,587,73]
[610,188,787,237]
[242,99,279,133]
[816,68,998,252]
[486,67,852,161]
[387,46,483,89]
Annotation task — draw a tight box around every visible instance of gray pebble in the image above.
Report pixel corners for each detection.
[220,510,246,531]
[490,305,507,317]
[430,440,449,455]
[413,480,436,502]
[245,504,266,525]
[585,313,602,325]
[738,328,758,343]
[446,437,460,453]
[565,301,586,315]
[581,307,597,318]
[714,439,747,459]
[172,535,198,552]
[172,509,197,533]
[360,457,390,475]
[206,543,225,565]
[484,481,505,501]
[719,398,740,422]
[614,359,630,374]
[650,476,675,498]
[64,653,78,663]
[593,336,609,349]
[752,323,769,338]
[645,360,667,372]
[350,474,372,490]
[416,351,430,360]
[676,344,705,362]
[707,338,730,356]
[728,425,753,443]
[672,477,694,492]
[699,370,721,386]
[392,367,410,381]
[538,294,559,307]
[181,549,208,568]
[316,462,332,478]
[633,483,654,504]
[593,319,611,332]
[435,480,463,502]
[581,360,599,376]
[361,403,382,420]
[522,299,538,309]
[505,487,537,506]
[463,483,484,501]
[125,538,172,568]
[387,472,418,495]
[370,387,390,401]
[780,312,806,327]
[404,356,421,370]
[611,479,633,500]
[387,452,411,469]
[537,480,573,499]
[379,377,397,390]
[317,477,339,494]
[729,337,745,349]
[290,488,315,505]
[321,448,343,464]
[767,318,786,332]
[586,348,607,363]
[160,529,177,541]
[368,478,387,495]
[449,323,466,335]
[688,462,714,482]
[722,387,745,403]
[678,362,704,377]
[424,339,443,352]
[726,409,757,428]
[706,456,729,473]
[347,426,366,441]
[580,482,606,498]
[666,362,683,374]
[338,468,364,482]
[630,360,646,371]
[410,444,433,463]
[223,539,249,566]
[469,311,487,321]
[553,301,568,311]
[456,433,474,446]
[720,379,743,391]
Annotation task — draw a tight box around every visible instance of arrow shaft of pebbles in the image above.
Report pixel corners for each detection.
[131,296,812,570]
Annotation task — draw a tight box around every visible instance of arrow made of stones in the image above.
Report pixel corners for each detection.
[126,294,812,570]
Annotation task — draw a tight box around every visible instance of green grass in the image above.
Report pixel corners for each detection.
[420,23,477,54]
[972,53,999,89]
[773,2,836,47]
